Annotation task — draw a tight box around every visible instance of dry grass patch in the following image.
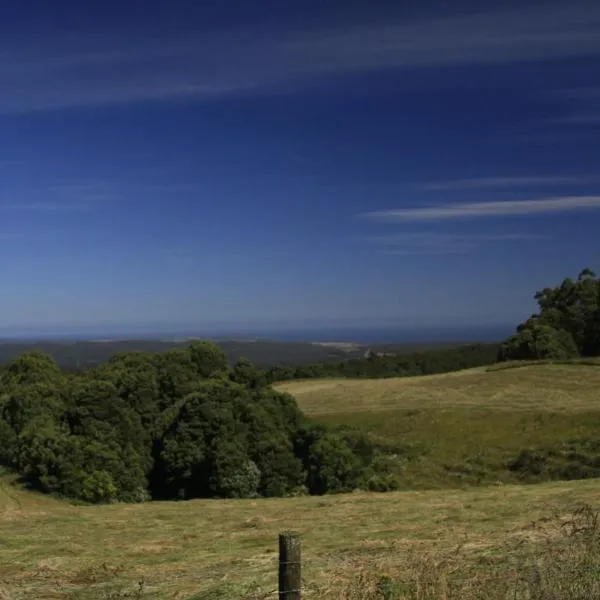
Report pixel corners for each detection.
[2,477,600,598]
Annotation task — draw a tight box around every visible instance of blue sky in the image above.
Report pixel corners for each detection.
[1,0,600,336]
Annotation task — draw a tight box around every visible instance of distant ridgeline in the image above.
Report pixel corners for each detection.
[0,268,598,504]
[263,342,500,382]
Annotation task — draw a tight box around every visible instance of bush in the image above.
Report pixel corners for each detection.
[367,474,402,492]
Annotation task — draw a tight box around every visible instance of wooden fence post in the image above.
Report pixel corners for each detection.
[279,531,301,600]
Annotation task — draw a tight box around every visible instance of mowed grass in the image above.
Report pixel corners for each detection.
[2,475,600,599]
[277,363,600,488]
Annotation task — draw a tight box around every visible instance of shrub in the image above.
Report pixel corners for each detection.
[367,474,402,492]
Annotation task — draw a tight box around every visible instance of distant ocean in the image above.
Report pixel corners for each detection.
[0,324,513,344]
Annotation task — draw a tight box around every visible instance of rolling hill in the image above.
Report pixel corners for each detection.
[277,362,600,488]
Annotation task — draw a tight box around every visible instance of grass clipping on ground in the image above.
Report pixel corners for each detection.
[2,477,600,599]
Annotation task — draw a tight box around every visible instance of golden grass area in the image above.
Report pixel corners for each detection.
[275,363,600,415]
[2,475,600,599]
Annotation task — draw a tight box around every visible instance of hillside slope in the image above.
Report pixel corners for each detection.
[278,363,600,490]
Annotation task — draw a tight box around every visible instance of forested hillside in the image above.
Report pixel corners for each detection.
[264,342,500,381]
[0,339,362,371]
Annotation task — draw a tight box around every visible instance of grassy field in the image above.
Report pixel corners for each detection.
[2,474,600,599]
[277,363,600,489]
[3,362,600,599]
[275,362,600,414]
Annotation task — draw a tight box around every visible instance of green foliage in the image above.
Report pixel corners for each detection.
[209,446,261,499]
[367,473,402,492]
[187,341,228,378]
[230,357,264,388]
[499,324,579,361]
[501,268,600,361]
[306,431,364,494]
[509,438,600,482]
[153,380,306,499]
[0,417,16,467]
[0,350,62,389]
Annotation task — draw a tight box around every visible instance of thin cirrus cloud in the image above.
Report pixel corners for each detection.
[362,195,600,222]
[549,86,600,126]
[368,232,546,255]
[1,2,600,113]
[0,180,118,212]
[0,200,100,212]
[552,113,600,125]
[415,176,598,192]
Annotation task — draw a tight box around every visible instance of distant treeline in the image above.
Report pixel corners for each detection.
[264,342,501,382]
[0,339,361,371]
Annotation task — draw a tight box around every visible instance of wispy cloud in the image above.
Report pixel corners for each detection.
[362,195,600,222]
[552,113,600,125]
[0,232,23,241]
[0,180,117,212]
[416,176,597,191]
[1,3,600,113]
[0,201,98,212]
[367,232,546,255]
[144,183,197,193]
[550,85,600,126]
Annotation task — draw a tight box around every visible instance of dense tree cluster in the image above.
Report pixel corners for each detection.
[499,269,600,361]
[0,342,383,503]
[264,343,500,382]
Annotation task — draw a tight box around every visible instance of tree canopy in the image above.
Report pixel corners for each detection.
[0,343,380,503]
[499,269,600,361]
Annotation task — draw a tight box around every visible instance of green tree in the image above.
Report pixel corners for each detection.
[499,324,579,361]
[501,269,600,360]
[188,341,228,378]
[208,439,260,498]
[230,357,263,388]
[153,349,199,410]
[0,351,62,389]
[306,432,363,495]
[97,352,161,432]
[153,380,247,498]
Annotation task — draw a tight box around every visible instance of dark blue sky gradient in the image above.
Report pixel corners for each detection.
[1,1,599,336]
